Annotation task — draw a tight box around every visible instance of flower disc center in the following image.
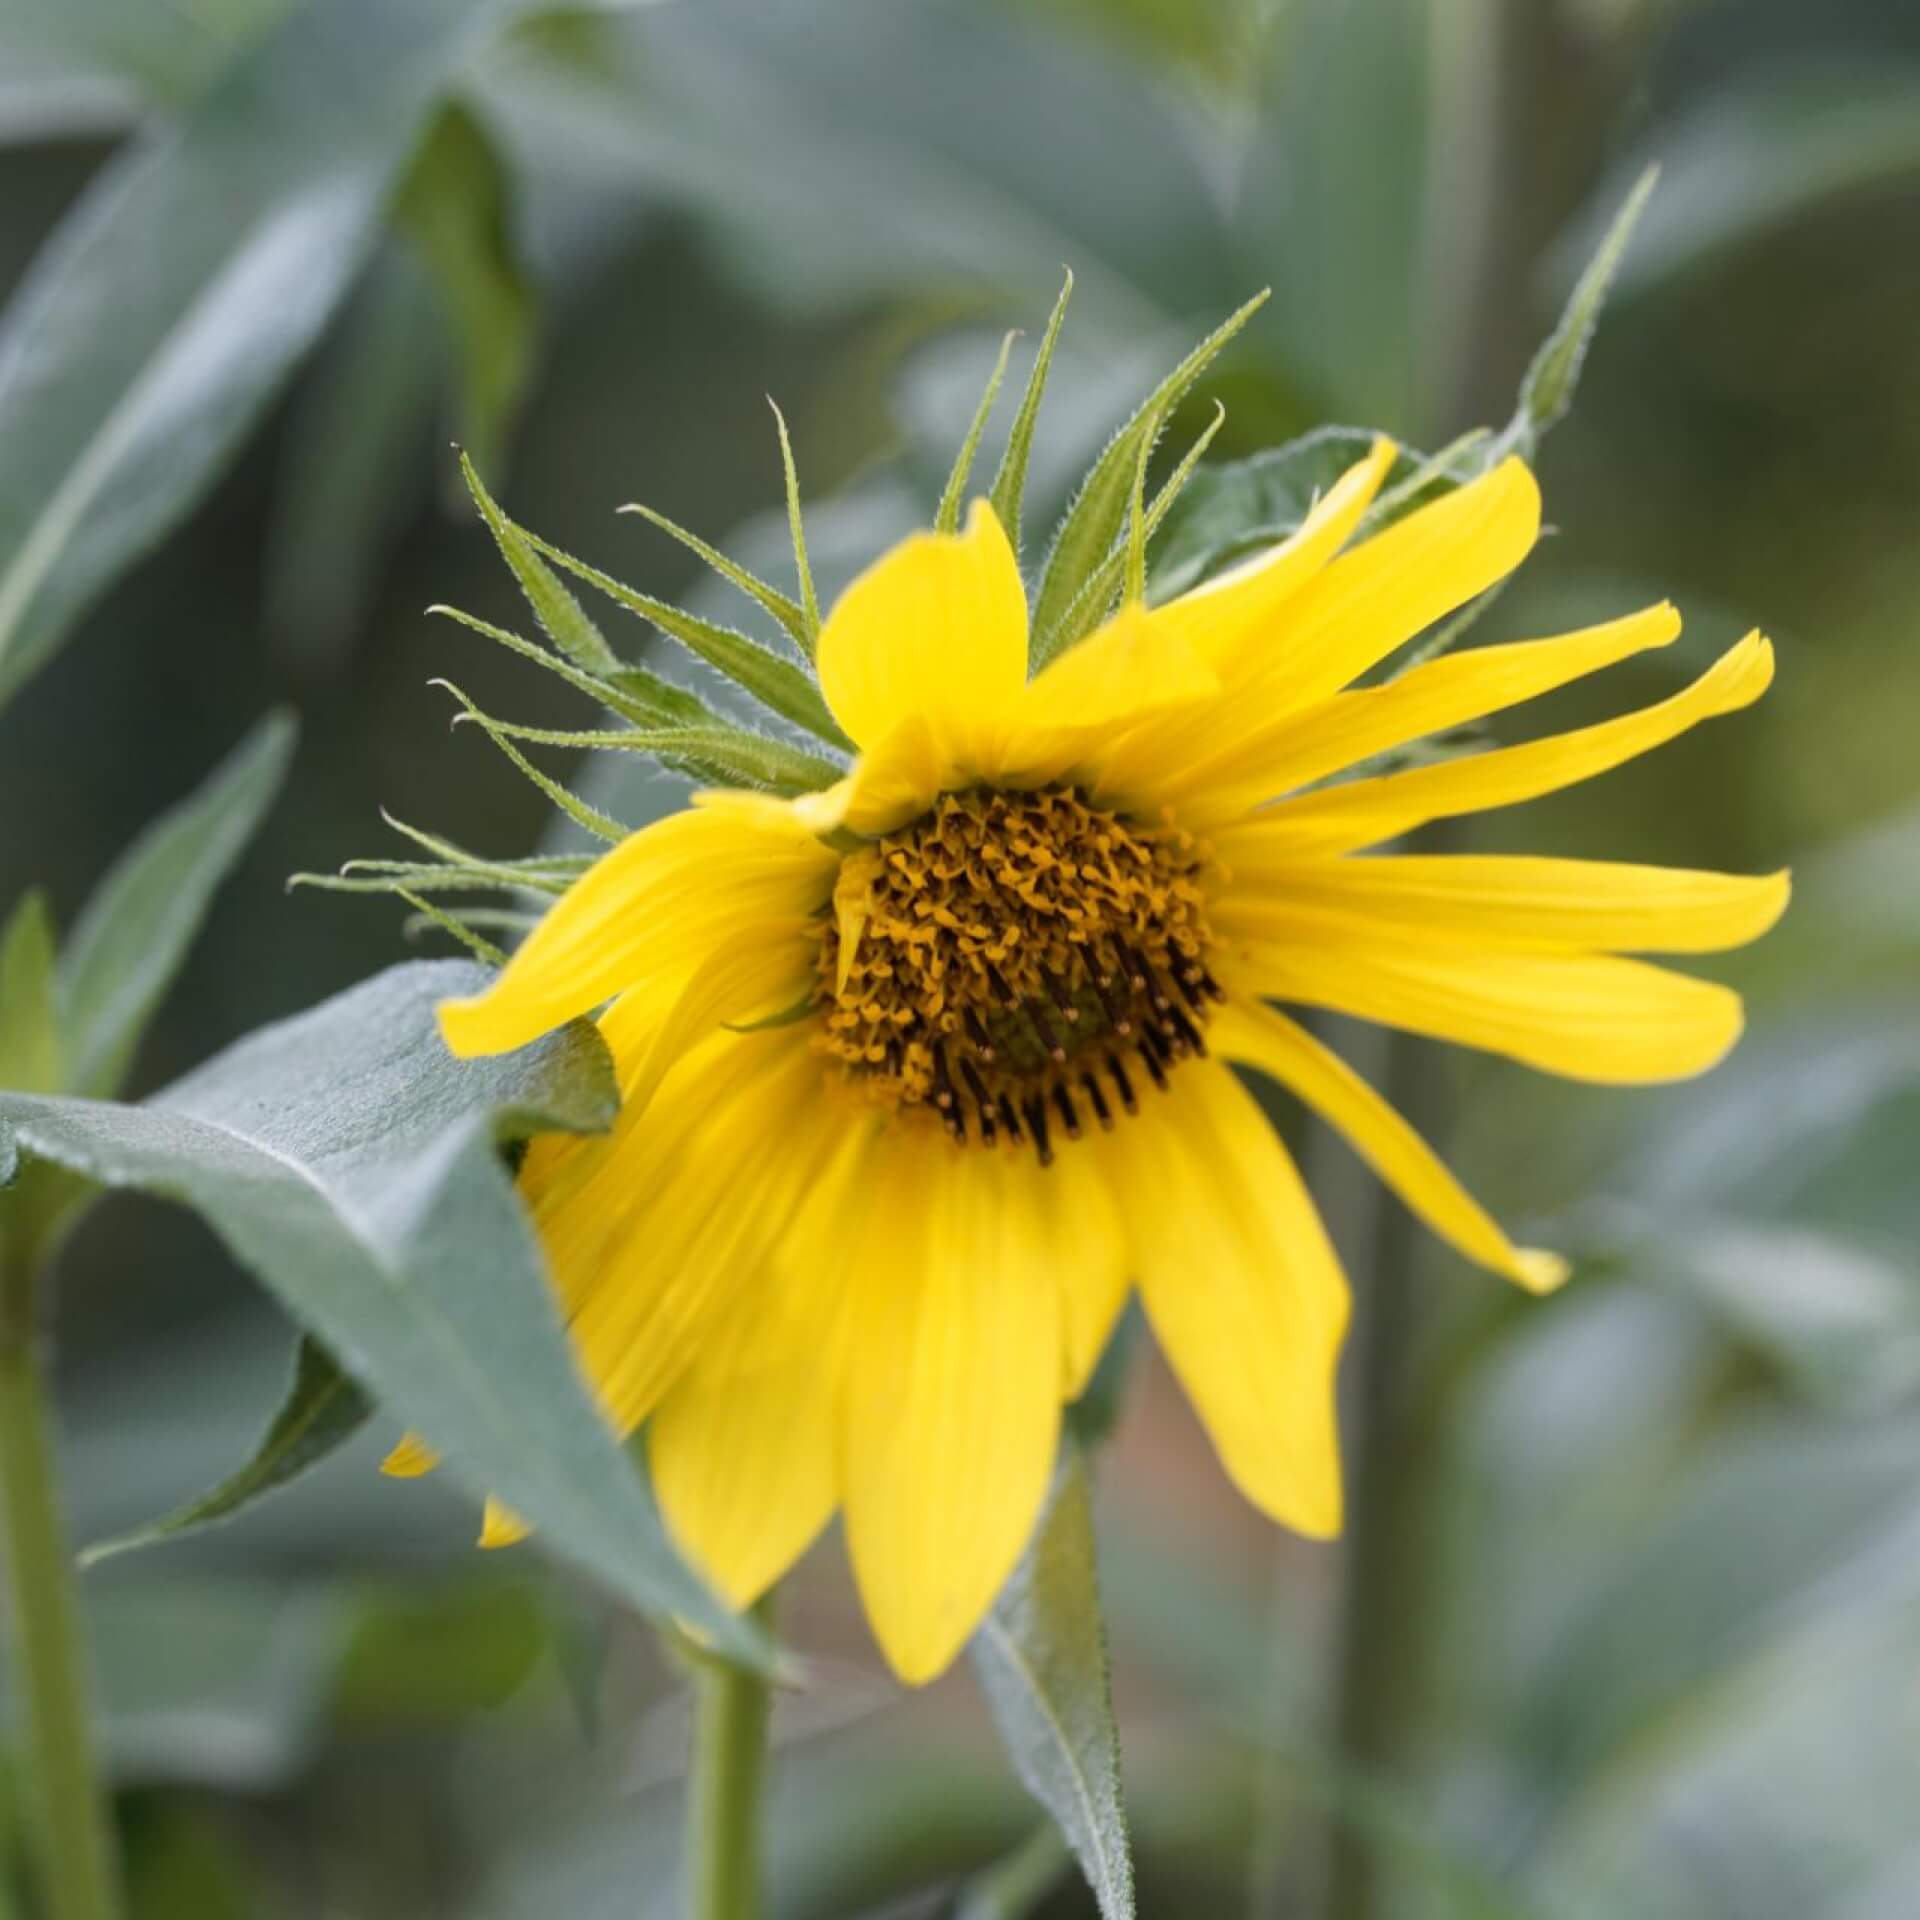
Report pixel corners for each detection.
[815,786,1220,1162]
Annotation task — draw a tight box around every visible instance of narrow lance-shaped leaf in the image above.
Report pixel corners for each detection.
[459,452,622,675]
[1029,289,1266,668]
[81,1336,373,1566]
[58,710,295,1099]
[936,331,1015,535]
[1505,163,1659,454]
[970,1447,1135,1920]
[0,0,556,713]
[989,269,1073,565]
[0,960,770,1666]
[398,104,537,482]
[0,889,62,1094]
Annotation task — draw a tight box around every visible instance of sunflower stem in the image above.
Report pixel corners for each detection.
[687,1592,775,1920]
[0,1246,124,1920]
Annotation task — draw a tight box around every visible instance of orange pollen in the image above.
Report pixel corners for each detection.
[814,786,1221,1164]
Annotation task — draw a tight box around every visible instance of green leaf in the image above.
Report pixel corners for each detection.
[523,531,853,750]
[459,452,623,676]
[1558,66,1920,301]
[1507,163,1657,454]
[0,890,62,1094]
[398,102,537,481]
[1147,425,1397,602]
[970,1448,1134,1920]
[989,269,1073,566]
[0,0,551,713]
[936,330,1015,536]
[58,711,295,1100]
[79,1337,372,1567]
[1029,290,1265,668]
[953,1826,1072,1920]
[0,960,766,1666]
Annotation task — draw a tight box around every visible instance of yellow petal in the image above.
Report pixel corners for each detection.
[1004,599,1219,792]
[561,1031,843,1436]
[1256,631,1775,859]
[1174,602,1681,825]
[841,1126,1064,1685]
[381,1432,439,1478]
[479,1498,530,1549]
[438,803,837,1059]
[1096,1061,1349,1534]
[1219,854,1790,956]
[1252,456,1541,710]
[1148,436,1396,678]
[815,499,1028,760]
[1231,927,1744,1084]
[594,932,817,1120]
[1212,999,1565,1292]
[649,1278,846,1613]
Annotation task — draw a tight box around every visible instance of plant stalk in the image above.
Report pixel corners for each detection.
[0,1250,123,1920]
[687,1593,775,1920]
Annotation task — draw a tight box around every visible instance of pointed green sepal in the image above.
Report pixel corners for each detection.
[936,330,1016,536]
[1030,289,1267,668]
[459,452,623,675]
[769,400,821,654]
[521,535,852,751]
[432,680,626,843]
[616,502,811,653]
[990,270,1073,565]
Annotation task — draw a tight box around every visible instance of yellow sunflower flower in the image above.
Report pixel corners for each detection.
[392,437,1786,1684]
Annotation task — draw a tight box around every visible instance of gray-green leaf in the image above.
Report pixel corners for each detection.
[57,711,295,1100]
[0,0,552,712]
[970,1448,1134,1920]
[0,960,765,1665]
[80,1336,372,1567]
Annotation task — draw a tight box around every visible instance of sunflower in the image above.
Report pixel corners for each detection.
[386,432,1785,1685]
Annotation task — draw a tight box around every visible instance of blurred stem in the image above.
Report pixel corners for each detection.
[687,1591,775,1920]
[0,1248,123,1920]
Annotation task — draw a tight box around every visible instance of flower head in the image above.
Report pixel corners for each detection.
[385,385,1785,1685]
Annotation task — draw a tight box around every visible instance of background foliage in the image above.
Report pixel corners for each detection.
[2,0,1918,1914]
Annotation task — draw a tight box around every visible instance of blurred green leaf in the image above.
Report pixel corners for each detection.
[970,1448,1134,1920]
[1559,64,1920,298]
[952,1825,1070,1920]
[80,1336,371,1568]
[399,102,538,482]
[0,960,766,1665]
[333,1581,545,1726]
[265,252,442,674]
[57,712,295,1101]
[0,0,556,712]
[0,891,61,1096]
[0,0,293,115]
[1244,0,1432,425]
